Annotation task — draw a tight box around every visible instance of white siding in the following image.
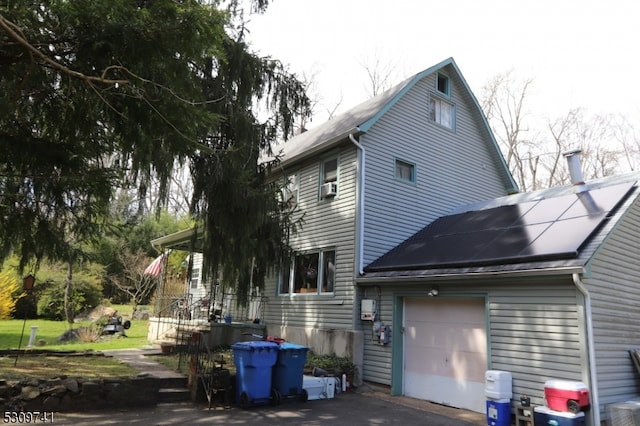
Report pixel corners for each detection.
[583,197,640,420]
[362,73,512,266]
[263,145,358,330]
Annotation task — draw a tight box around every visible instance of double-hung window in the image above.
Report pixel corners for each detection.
[430,72,455,130]
[430,96,454,129]
[320,157,338,199]
[279,249,336,295]
[282,173,299,208]
[190,268,200,289]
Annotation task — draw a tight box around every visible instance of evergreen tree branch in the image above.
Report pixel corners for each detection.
[0,14,129,86]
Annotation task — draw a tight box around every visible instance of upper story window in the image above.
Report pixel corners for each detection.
[320,157,338,199]
[190,268,200,289]
[430,95,455,130]
[395,159,416,183]
[282,173,299,208]
[437,73,450,95]
[279,249,336,295]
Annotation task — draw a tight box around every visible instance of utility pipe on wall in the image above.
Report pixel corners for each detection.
[349,132,365,275]
[572,272,601,426]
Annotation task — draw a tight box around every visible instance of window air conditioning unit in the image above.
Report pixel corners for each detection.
[321,182,337,198]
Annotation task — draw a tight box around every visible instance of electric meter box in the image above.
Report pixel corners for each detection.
[361,299,376,320]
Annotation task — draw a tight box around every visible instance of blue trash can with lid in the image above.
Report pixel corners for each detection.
[272,342,310,402]
[232,341,279,408]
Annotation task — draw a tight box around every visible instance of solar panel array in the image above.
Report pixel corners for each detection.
[366,182,636,271]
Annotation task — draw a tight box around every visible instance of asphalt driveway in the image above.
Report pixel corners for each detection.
[51,386,486,426]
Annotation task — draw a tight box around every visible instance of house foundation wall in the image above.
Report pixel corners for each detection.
[267,325,364,385]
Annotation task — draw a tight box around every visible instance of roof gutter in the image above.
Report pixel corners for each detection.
[349,132,365,275]
[151,228,197,252]
[279,128,360,169]
[356,265,585,285]
[572,272,600,426]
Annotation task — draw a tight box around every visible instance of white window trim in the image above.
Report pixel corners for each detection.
[278,248,336,296]
[319,155,339,200]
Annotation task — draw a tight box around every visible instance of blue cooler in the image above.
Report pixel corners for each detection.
[486,398,511,426]
[534,406,586,426]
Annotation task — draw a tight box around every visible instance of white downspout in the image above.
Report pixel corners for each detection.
[572,272,601,426]
[349,133,365,275]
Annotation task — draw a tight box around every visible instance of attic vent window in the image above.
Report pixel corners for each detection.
[437,73,450,95]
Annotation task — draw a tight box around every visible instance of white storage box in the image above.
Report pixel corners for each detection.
[485,370,512,399]
[302,376,336,400]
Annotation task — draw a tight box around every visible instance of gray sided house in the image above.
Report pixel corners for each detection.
[156,57,640,420]
[262,58,515,389]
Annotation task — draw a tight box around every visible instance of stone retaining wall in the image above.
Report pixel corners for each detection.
[0,376,160,412]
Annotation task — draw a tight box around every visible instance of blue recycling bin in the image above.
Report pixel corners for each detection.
[272,342,310,400]
[232,341,279,408]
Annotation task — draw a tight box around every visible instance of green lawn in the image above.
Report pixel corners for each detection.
[0,305,152,351]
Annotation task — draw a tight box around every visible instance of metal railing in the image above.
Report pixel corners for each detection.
[186,332,232,409]
[151,293,267,345]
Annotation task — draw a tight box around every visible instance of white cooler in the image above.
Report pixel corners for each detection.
[302,376,336,400]
[485,370,512,400]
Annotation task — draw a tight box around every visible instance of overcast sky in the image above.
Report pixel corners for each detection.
[246,0,640,129]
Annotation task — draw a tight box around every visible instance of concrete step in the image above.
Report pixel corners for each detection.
[156,376,189,389]
[158,387,191,404]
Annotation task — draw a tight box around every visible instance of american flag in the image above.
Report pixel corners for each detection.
[144,252,167,277]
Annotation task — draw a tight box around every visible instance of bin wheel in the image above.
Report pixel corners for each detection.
[270,389,281,406]
[568,399,580,413]
[300,388,308,403]
[239,391,250,409]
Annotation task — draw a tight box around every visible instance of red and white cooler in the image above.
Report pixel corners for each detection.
[544,380,590,413]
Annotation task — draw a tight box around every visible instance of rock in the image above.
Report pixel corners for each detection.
[57,329,79,342]
[36,339,47,346]
[42,395,60,411]
[58,393,73,411]
[20,386,40,400]
[40,385,66,397]
[133,310,150,320]
[64,378,79,393]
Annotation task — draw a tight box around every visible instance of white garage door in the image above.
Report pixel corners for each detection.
[403,297,487,413]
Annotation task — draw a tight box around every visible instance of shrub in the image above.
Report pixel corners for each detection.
[37,277,102,321]
[75,325,102,343]
[0,270,22,319]
[305,351,358,383]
